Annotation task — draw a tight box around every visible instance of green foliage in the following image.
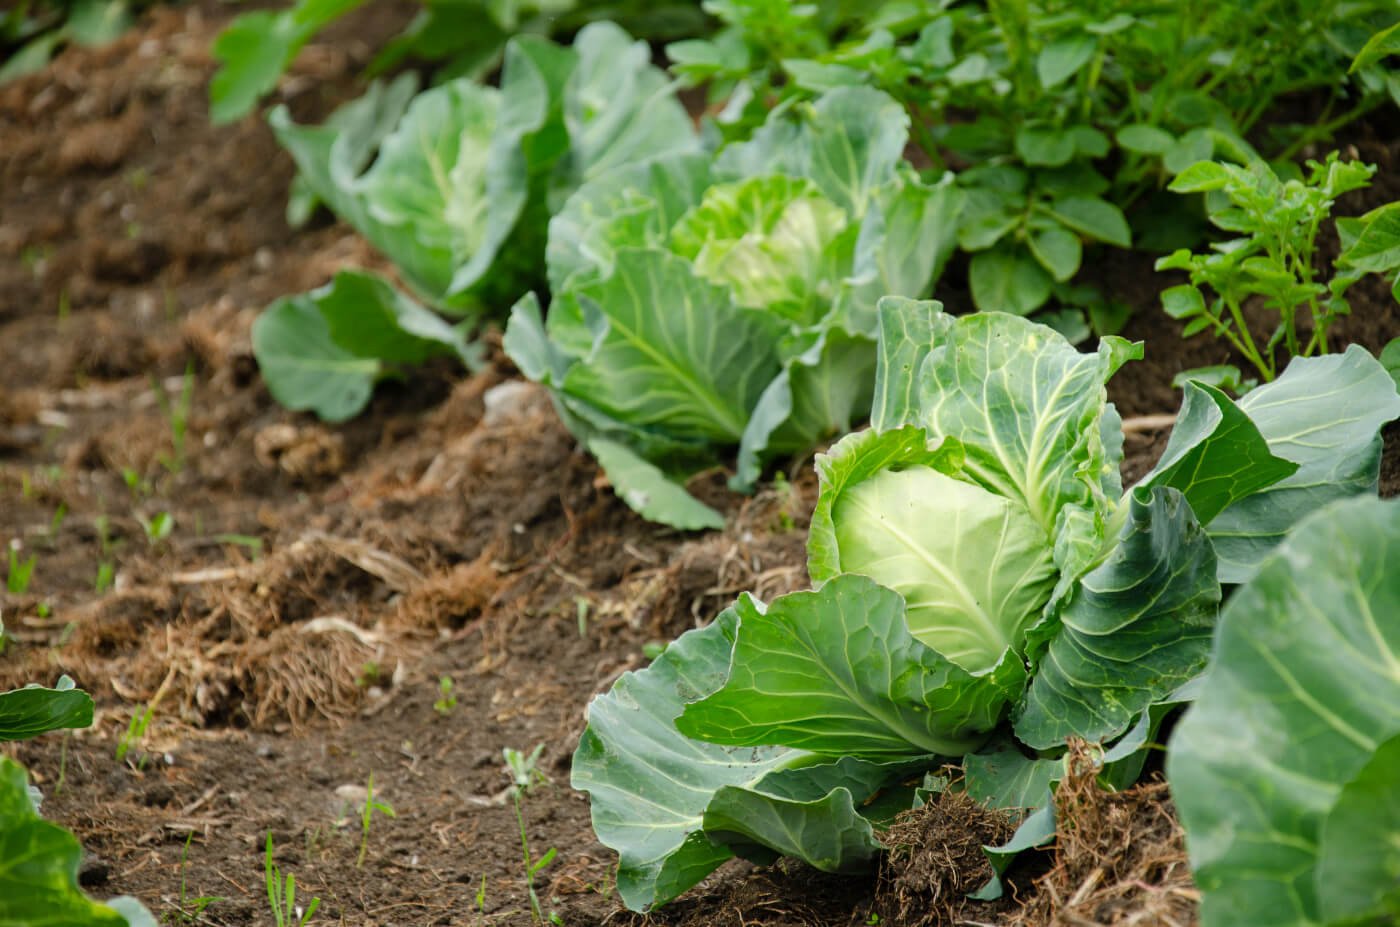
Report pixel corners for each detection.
[209,0,365,125]
[0,675,92,742]
[506,85,961,526]
[355,772,395,868]
[253,271,476,422]
[257,22,697,420]
[669,0,1400,327]
[209,0,710,125]
[5,548,35,595]
[1169,496,1400,927]
[1157,153,1382,382]
[432,676,457,716]
[265,833,320,927]
[1,0,136,84]
[0,672,157,926]
[572,299,1400,911]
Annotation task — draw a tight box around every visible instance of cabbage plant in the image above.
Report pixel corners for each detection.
[0,672,156,925]
[1169,495,1400,927]
[253,22,697,420]
[505,86,963,529]
[572,298,1400,912]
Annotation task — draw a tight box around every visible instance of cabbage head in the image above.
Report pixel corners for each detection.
[505,86,964,526]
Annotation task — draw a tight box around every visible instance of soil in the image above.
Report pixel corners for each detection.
[1,6,1398,927]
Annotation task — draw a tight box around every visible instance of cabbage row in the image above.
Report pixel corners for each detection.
[571,299,1400,914]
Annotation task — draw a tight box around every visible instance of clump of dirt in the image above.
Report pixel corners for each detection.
[873,789,1020,927]
[1009,744,1198,927]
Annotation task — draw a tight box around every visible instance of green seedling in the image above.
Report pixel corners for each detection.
[504,744,557,924]
[94,562,115,594]
[153,361,195,475]
[356,662,380,689]
[137,511,175,546]
[168,832,223,924]
[475,873,487,914]
[7,547,36,595]
[116,702,153,767]
[46,502,67,543]
[574,596,590,638]
[356,771,396,868]
[122,467,153,498]
[265,832,320,927]
[433,676,457,716]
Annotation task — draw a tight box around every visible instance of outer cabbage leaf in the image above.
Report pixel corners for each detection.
[732,328,877,491]
[0,677,93,742]
[555,22,700,196]
[252,271,475,422]
[1204,346,1400,583]
[544,152,712,294]
[1014,486,1220,749]
[573,608,920,912]
[679,574,1020,757]
[835,175,963,337]
[1136,381,1298,525]
[587,438,724,532]
[1168,495,1400,927]
[572,609,798,912]
[0,758,156,927]
[273,79,499,312]
[1314,732,1400,924]
[271,22,696,313]
[561,248,784,444]
[715,87,908,218]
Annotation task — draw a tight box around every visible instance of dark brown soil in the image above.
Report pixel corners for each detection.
[2,6,1398,927]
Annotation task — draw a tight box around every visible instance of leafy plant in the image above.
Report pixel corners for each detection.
[433,676,457,716]
[506,85,962,528]
[669,0,1400,325]
[208,0,709,125]
[153,362,195,475]
[572,298,1400,911]
[257,22,697,420]
[167,832,223,924]
[116,702,153,766]
[1156,153,1387,383]
[265,832,321,927]
[136,511,174,547]
[504,745,558,924]
[1169,495,1400,927]
[0,670,157,926]
[355,772,396,867]
[0,673,93,742]
[1,0,138,84]
[6,546,36,594]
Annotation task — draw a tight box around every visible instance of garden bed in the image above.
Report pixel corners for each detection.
[2,5,1399,926]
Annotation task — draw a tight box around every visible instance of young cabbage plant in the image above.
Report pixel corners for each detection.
[1169,495,1400,927]
[255,22,697,421]
[0,671,158,926]
[572,298,1400,912]
[506,86,963,529]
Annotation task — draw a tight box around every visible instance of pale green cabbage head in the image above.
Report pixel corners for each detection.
[832,464,1056,672]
